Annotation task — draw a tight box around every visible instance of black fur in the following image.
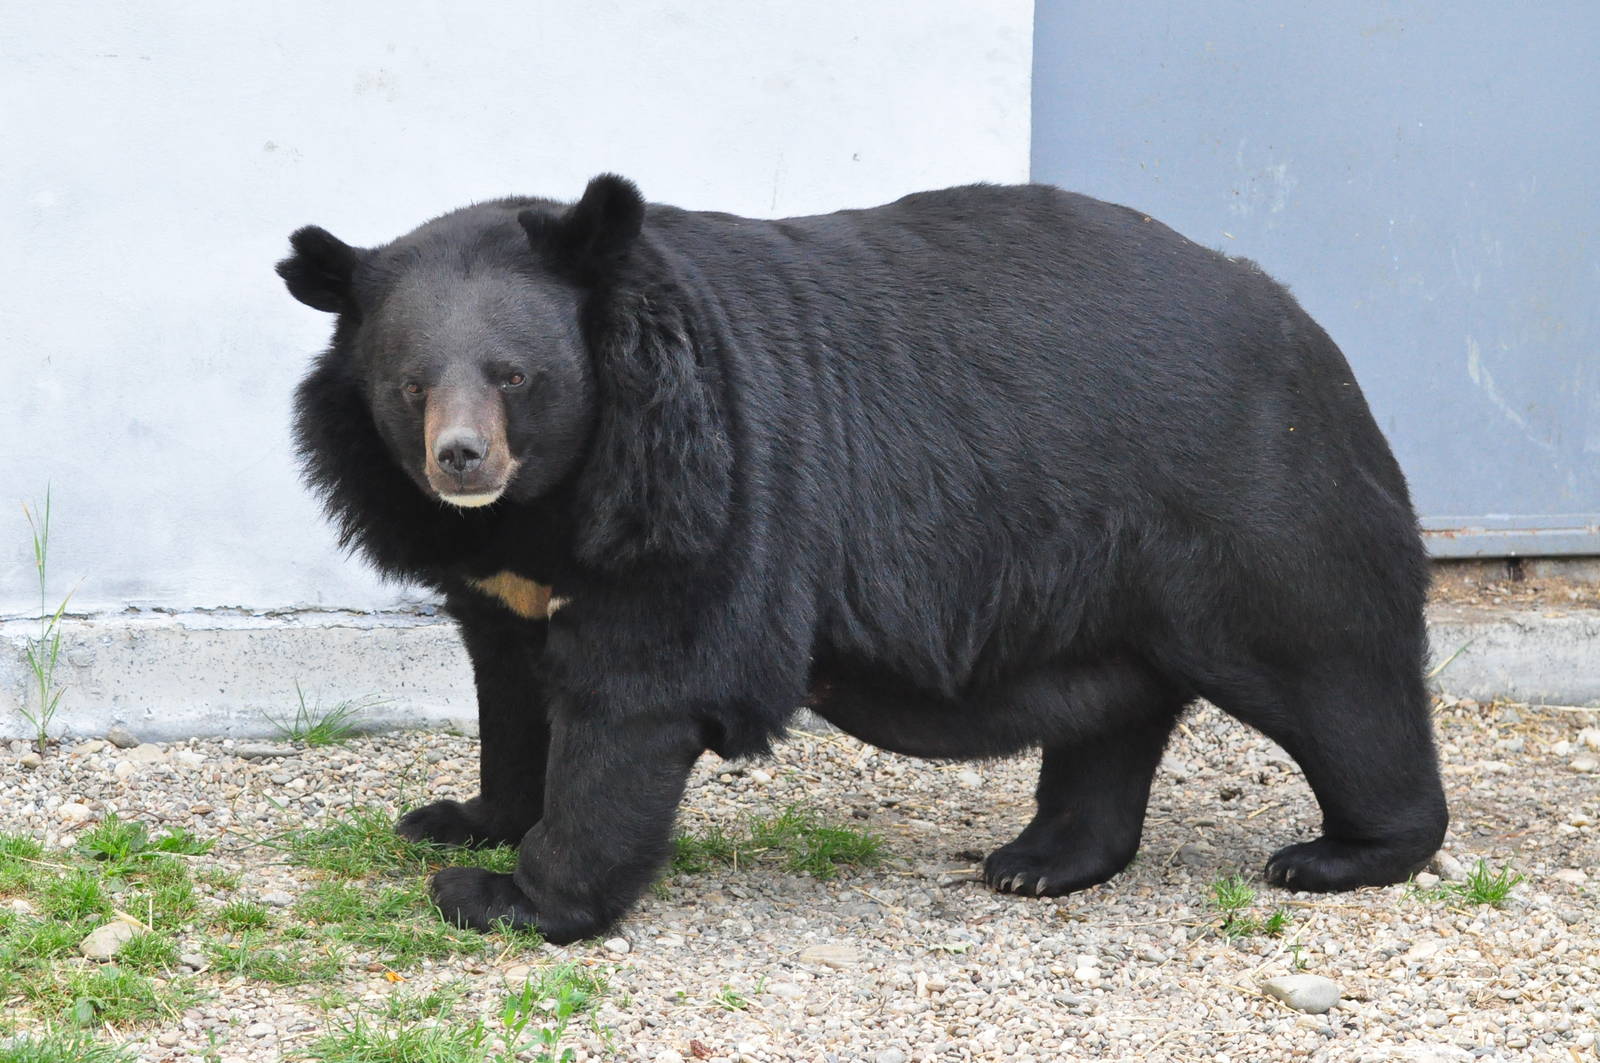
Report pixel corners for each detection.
[283,177,1448,944]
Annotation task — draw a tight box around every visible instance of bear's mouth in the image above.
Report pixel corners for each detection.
[438,486,507,508]
[426,457,519,508]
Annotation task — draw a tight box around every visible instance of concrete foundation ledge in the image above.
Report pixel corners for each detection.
[2,604,1597,742]
[0,610,473,742]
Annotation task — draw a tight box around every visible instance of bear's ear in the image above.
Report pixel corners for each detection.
[576,290,733,570]
[276,226,362,314]
[519,174,645,281]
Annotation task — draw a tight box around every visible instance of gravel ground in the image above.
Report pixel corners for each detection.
[4,692,1598,1062]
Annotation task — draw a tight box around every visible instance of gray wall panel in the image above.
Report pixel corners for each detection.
[1032,1,1599,555]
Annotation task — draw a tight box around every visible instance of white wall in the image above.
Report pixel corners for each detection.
[0,1,1033,616]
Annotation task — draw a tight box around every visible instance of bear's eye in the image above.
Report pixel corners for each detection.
[503,372,527,389]
[402,381,423,396]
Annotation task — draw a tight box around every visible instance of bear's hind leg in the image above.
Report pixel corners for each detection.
[984,667,1187,897]
[1213,660,1448,892]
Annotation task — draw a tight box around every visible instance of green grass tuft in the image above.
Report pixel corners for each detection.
[41,870,109,922]
[116,931,178,973]
[0,1031,134,1063]
[204,932,343,986]
[670,805,883,881]
[304,1016,491,1063]
[214,900,274,932]
[1209,874,1291,939]
[1411,859,1524,908]
[267,683,383,747]
[54,965,190,1027]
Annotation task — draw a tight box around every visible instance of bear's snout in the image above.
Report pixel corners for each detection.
[422,385,514,506]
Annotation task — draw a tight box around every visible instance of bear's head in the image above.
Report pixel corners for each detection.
[279,175,732,570]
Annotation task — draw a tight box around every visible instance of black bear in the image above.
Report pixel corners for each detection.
[280,175,1448,944]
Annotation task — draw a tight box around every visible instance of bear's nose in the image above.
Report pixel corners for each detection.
[435,433,486,476]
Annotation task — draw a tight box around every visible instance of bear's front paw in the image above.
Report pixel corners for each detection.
[396,799,522,848]
[430,867,598,945]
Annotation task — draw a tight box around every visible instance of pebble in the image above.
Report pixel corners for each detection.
[80,920,138,960]
[120,743,167,765]
[234,743,296,759]
[604,937,631,955]
[800,943,862,968]
[1261,974,1341,1014]
[106,726,140,749]
[1431,850,1467,881]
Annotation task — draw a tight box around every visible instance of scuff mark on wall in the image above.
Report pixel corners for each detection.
[1465,335,1555,454]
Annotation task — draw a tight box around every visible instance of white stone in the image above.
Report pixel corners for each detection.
[1261,974,1341,1014]
[800,943,862,968]
[80,921,138,960]
[120,743,167,765]
[1431,850,1467,881]
[603,936,631,955]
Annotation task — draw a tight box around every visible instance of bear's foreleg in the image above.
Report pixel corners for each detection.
[396,595,550,848]
[430,702,703,943]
